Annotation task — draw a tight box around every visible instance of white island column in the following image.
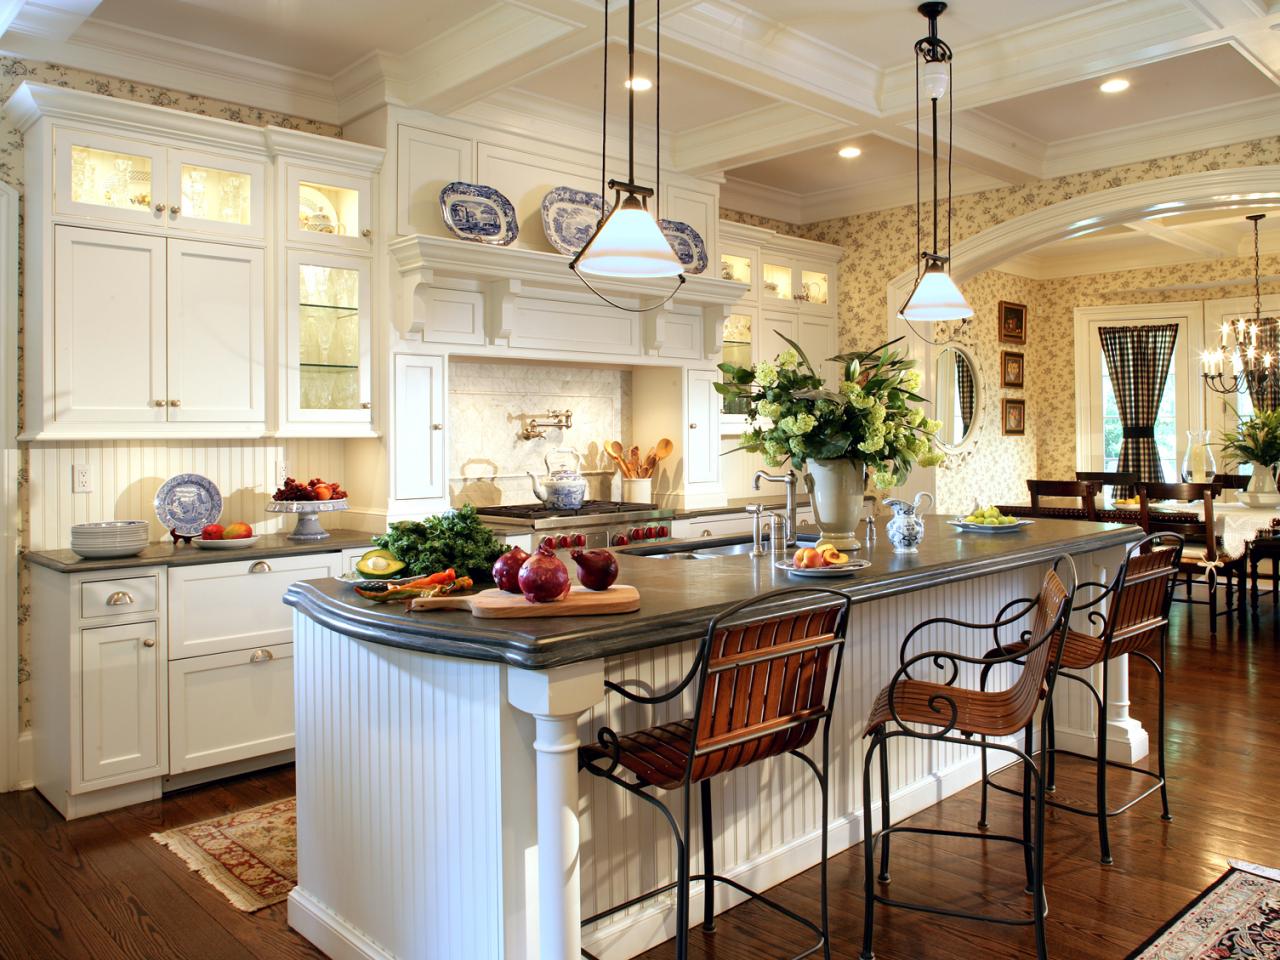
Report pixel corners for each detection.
[507,661,606,960]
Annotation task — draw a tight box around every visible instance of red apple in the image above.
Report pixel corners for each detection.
[201,524,224,541]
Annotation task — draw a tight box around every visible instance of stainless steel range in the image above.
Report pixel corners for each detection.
[475,501,675,551]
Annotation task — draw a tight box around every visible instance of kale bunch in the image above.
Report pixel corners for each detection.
[372,505,510,580]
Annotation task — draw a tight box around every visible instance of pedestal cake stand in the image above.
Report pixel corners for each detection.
[266,498,348,541]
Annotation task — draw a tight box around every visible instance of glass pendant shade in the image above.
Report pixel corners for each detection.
[899,261,974,322]
[922,60,949,100]
[576,195,683,279]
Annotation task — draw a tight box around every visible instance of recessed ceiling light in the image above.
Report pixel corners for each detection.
[838,146,862,159]
[625,76,652,91]
[1099,77,1130,94]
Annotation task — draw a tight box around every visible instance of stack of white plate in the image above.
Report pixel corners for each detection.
[70,521,149,559]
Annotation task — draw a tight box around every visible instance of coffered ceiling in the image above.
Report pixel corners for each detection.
[3,0,1280,275]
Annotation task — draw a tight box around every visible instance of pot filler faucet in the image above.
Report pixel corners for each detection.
[752,469,798,547]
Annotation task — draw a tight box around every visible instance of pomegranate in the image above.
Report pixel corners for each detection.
[491,546,529,594]
[570,548,618,591]
[517,544,571,603]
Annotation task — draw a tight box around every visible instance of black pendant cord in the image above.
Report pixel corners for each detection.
[914,53,922,286]
[947,58,953,273]
[598,0,608,227]
[627,0,635,186]
[655,0,661,221]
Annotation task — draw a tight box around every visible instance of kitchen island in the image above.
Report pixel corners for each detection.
[284,518,1144,960]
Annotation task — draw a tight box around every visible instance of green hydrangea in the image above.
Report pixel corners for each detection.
[857,426,886,454]
[757,400,783,420]
[763,439,788,466]
[777,348,800,369]
[919,449,946,468]
[776,412,816,435]
[924,418,943,434]
[909,408,925,427]
[901,369,922,392]
[840,379,862,399]
[871,470,898,490]
[754,360,779,387]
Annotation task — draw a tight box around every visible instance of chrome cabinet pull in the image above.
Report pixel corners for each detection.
[142,637,156,648]
[700,529,713,538]
[106,591,134,606]
[250,648,274,663]
[249,560,271,574]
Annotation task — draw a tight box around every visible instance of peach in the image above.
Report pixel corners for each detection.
[223,521,253,540]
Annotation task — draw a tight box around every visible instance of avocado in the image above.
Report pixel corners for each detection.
[356,548,406,579]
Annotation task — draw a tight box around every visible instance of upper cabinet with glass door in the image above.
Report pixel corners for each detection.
[285,165,373,252]
[55,130,265,239]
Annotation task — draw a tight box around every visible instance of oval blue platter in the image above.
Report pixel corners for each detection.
[439,182,518,245]
[659,219,708,274]
[154,473,223,536]
[541,186,610,256]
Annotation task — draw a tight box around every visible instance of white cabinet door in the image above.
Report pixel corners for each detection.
[286,165,373,252]
[392,354,445,503]
[167,240,265,423]
[54,129,168,228]
[686,369,721,485]
[80,621,162,784]
[168,553,340,660]
[168,643,294,774]
[166,149,266,240]
[757,310,796,364]
[797,314,838,381]
[54,226,167,423]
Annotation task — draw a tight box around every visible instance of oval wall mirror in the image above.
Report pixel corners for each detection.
[934,346,980,450]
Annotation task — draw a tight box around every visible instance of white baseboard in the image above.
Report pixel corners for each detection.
[16,729,32,789]
[288,887,397,960]
[583,750,1016,959]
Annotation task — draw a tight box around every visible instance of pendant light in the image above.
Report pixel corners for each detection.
[570,0,685,308]
[1201,213,1277,397]
[899,2,973,326]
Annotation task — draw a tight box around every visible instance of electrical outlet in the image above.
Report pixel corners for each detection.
[72,463,92,494]
[276,460,288,486]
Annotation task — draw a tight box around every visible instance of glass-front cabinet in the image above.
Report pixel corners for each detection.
[798,269,830,308]
[286,251,371,428]
[168,151,265,238]
[286,165,373,251]
[762,259,794,302]
[56,130,167,226]
[721,309,755,425]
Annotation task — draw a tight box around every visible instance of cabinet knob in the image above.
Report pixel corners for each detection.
[689,422,698,429]
[154,202,166,213]
[249,560,272,574]
[700,529,713,538]
[168,399,181,407]
[169,205,180,215]
[361,401,371,409]
[106,591,134,606]
[250,648,274,663]
[361,228,372,238]
[431,423,443,431]
[153,399,166,408]
[142,637,156,648]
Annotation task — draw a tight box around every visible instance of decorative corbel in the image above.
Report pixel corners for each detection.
[485,279,521,342]
[703,303,731,358]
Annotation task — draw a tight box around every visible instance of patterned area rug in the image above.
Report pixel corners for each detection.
[1128,861,1280,958]
[152,797,297,912]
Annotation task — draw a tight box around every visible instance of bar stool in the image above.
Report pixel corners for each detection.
[860,561,1075,960]
[579,587,854,960]
[979,532,1183,865]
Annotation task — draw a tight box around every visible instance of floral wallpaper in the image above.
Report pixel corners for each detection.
[1,57,341,731]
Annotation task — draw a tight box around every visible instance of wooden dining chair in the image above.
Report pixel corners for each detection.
[579,587,853,960]
[1136,481,1245,628]
[859,560,1075,960]
[979,533,1183,865]
[1026,479,1099,521]
[1213,473,1251,493]
[1076,470,1140,500]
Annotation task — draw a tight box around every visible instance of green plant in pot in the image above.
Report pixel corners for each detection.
[1220,406,1280,498]
[716,335,945,550]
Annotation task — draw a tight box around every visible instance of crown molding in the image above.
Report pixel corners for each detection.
[5,0,96,42]
[672,103,849,177]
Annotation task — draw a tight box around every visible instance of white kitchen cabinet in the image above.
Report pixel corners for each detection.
[54,128,169,228]
[167,239,265,422]
[80,620,163,783]
[391,353,446,506]
[166,149,266,240]
[168,553,339,660]
[686,369,721,486]
[285,164,373,252]
[169,642,294,774]
[284,250,373,430]
[54,226,167,423]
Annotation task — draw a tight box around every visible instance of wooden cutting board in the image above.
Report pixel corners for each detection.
[409,584,639,618]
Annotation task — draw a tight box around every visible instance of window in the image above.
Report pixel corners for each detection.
[1100,359,1178,479]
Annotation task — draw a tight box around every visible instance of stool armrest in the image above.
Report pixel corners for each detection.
[900,598,1036,670]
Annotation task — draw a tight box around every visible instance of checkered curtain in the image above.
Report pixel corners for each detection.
[1098,323,1179,492]
[954,353,975,435]
[1248,321,1280,413]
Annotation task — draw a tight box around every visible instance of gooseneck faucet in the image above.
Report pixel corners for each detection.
[753,469,798,546]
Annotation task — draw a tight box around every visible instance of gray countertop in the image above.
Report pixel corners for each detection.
[25,529,376,574]
[284,517,1141,671]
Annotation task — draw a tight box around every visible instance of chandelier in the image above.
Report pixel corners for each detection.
[1201,214,1277,396]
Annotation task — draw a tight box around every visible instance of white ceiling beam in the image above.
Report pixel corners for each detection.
[1127,218,1240,258]
[2,0,99,42]
[671,103,849,176]
[881,111,1045,185]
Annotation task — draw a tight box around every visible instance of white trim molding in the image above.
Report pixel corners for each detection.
[0,181,17,791]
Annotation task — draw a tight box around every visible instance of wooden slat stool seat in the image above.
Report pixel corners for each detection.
[859,561,1075,960]
[579,587,853,960]
[979,533,1183,866]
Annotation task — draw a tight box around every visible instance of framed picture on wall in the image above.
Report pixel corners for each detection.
[1002,398,1026,436]
[1000,350,1025,388]
[998,301,1027,344]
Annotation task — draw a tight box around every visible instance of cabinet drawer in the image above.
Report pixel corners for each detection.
[168,553,338,659]
[168,643,293,774]
[81,575,159,620]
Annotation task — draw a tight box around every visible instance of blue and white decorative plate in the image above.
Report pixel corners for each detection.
[659,219,708,274]
[154,473,223,536]
[541,186,610,256]
[439,182,518,245]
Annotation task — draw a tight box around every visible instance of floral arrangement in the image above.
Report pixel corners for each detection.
[1220,406,1280,468]
[715,335,945,489]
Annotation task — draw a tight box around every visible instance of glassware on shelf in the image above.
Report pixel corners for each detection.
[70,146,153,210]
[180,164,251,225]
[762,262,792,300]
[721,312,753,417]
[799,271,829,304]
[298,262,361,411]
[1181,430,1217,484]
[720,254,752,284]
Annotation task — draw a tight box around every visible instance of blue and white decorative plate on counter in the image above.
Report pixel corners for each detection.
[659,219,708,274]
[439,182,518,245]
[541,186,609,256]
[154,473,222,536]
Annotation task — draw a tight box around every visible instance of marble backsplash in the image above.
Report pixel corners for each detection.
[447,359,632,507]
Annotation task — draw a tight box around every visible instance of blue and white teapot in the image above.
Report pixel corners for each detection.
[883,491,934,553]
[528,449,588,511]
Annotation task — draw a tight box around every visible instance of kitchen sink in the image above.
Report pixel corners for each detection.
[623,533,817,560]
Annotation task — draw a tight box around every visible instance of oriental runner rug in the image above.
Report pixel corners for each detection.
[152,797,297,912]
[1128,861,1280,958]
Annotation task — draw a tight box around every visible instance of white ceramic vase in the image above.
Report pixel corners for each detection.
[803,458,866,551]
[1249,461,1279,495]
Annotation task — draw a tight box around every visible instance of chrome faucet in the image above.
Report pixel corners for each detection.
[753,469,798,546]
[745,503,781,557]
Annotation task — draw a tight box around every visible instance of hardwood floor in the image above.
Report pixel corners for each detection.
[0,596,1274,959]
